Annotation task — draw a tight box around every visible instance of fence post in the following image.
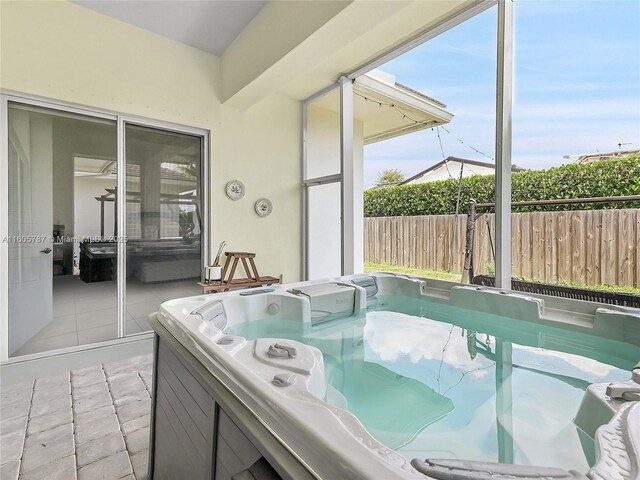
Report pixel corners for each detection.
[462,200,477,283]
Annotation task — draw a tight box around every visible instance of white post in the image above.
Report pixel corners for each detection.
[301,101,308,281]
[340,76,355,275]
[116,118,126,338]
[495,0,513,289]
[0,96,9,361]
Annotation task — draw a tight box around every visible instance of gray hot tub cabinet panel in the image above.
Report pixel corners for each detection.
[150,330,293,480]
[152,339,216,479]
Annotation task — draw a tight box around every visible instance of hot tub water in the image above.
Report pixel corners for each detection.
[226,295,639,473]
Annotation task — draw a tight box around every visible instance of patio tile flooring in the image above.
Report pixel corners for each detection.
[0,354,153,480]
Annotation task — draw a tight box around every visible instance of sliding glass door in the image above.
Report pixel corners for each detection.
[124,124,203,335]
[7,103,118,356]
[4,97,207,358]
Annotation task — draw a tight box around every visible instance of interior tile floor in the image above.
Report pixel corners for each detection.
[0,354,153,480]
[14,276,200,357]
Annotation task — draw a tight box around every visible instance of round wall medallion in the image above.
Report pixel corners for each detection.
[255,198,273,217]
[225,180,245,200]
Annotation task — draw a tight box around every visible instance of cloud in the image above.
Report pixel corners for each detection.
[514,98,640,122]
[361,0,639,186]
[364,312,493,381]
[513,345,618,378]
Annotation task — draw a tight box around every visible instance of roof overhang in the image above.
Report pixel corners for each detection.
[356,70,453,144]
[310,70,454,145]
[222,0,488,109]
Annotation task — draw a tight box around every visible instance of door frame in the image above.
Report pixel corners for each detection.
[0,90,210,362]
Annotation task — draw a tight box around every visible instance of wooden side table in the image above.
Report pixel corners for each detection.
[199,251,280,293]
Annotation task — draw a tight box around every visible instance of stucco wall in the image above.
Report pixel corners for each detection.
[0,0,302,284]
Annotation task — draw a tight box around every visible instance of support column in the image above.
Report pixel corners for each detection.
[495,0,514,289]
[340,76,355,275]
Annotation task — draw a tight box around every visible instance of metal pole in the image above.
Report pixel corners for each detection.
[462,201,477,283]
[476,194,640,209]
[116,119,126,339]
[340,76,355,275]
[0,95,9,361]
[449,160,466,271]
[495,0,514,289]
[301,101,308,281]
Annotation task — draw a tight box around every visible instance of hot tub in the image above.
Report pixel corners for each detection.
[148,273,640,480]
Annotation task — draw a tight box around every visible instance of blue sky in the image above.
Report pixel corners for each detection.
[363,0,640,187]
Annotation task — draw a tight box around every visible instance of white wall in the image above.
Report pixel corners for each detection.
[73,177,117,240]
[0,0,302,360]
[0,0,302,281]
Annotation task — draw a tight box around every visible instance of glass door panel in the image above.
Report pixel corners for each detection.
[7,102,118,356]
[307,182,342,279]
[124,124,203,335]
[305,87,343,279]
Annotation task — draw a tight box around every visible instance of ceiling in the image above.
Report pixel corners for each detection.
[72,0,267,56]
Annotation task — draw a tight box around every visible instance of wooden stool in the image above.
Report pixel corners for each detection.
[199,251,280,293]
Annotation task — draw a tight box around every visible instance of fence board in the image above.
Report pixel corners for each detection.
[636,210,640,288]
[585,210,601,285]
[544,212,556,282]
[571,211,586,284]
[618,209,633,286]
[429,216,437,270]
[556,212,569,281]
[522,214,532,279]
[512,214,521,277]
[600,210,614,285]
[531,213,544,280]
[364,208,639,288]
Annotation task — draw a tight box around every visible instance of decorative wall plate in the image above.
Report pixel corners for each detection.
[225,180,245,201]
[255,198,273,217]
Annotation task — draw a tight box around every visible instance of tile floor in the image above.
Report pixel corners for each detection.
[0,354,153,480]
[14,276,200,357]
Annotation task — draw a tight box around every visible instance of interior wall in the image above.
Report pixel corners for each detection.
[73,176,116,263]
[0,0,302,283]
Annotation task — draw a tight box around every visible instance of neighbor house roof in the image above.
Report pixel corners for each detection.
[401,157,525,184]
[563,149,639,164]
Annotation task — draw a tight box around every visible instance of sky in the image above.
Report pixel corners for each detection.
[363,0,640,187]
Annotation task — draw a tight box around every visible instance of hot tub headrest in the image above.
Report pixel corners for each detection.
[287,283,358,325]
[191,301,226,329]
[410,458,587,480]
[351,276,378,298]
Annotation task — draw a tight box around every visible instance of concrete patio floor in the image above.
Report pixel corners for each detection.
[1,354,153,480]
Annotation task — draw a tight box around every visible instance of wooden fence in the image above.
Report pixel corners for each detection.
[364,208,640,288]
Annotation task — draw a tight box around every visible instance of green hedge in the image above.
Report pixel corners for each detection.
[364,156,640,217]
